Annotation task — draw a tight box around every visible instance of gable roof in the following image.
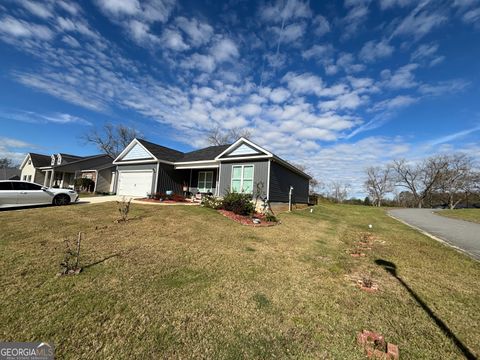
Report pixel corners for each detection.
[54,154,113,172]
[137,139,184,162]
[29,153,51,168]
[179,144,231,162]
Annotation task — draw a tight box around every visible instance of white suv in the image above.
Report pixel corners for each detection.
[0,181,79,209]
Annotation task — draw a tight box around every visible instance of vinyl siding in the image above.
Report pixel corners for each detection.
[156,163,189,194]
[122,143,153,160]
[269,160,309,204]
[96,168,114,193]
[219,160,269,196]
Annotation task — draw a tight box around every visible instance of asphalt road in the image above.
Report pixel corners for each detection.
[388,209,480,261]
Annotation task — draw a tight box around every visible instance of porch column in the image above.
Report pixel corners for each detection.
[60,172,65,188]
[50,170,55,187]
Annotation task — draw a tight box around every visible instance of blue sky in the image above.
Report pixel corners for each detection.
[0,0,479,195]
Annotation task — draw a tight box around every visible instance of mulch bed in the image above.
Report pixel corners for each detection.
[135,198,188,204]
[218,210,278,227]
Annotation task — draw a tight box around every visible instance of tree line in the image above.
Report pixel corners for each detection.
[364,153,479,209]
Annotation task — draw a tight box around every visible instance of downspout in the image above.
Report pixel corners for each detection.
[266,159,271,201]
[154,161,160,194]
[217,162,222,197]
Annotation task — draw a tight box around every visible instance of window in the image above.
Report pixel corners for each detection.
[231,165,254,193]
[0,182,13,191]
[12,182,42,191]
[22,175,27,181]
[27,175,32,182]
[198,171,213,193]
[27,159,31,165]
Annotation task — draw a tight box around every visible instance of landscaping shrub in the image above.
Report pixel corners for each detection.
[265,213,278,222]
[201,195,223,209]
[222,191,254,216]
[74,177,95,192]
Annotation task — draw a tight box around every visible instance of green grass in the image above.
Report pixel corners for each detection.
[0,202,479,359]
[437,208,480,224]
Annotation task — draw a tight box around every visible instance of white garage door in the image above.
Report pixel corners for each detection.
[117,171,153,197]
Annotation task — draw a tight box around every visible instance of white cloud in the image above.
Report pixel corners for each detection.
[463,7,480,25]
[161,28,189,51]
[0,16,53,40]
[418,79,470,96]
[210,38,239,62]
[411,43,445,67]
[19,1,54,19]
[392,3,447,40]
[378,0,414,10]
[301,44,333,60]
[260,0,312,23]
[381,63,418,89]
[175,17,213,46]
[95,0,141,17]
[372,95,418,111]
[341,0,370,39]
[278,22,306,43]
[269,87,291,103]
[282,72,323,96]
[359,39,394,63]
[312,15,330,36]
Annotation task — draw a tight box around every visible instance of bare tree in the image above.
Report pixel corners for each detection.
[436,154,474,209]
[206,126,251,146]
[329,181,350,203]
[0,158,15,180]
[82,123,141,157]
[364,166,393,207]
[392,156,448,208]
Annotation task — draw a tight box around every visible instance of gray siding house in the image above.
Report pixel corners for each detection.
[113,138,311,205]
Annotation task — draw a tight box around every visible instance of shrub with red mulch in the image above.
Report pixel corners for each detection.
[218,210,278,227]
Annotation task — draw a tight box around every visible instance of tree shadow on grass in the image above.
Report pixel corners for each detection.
[375,259,477,360]
[83,253,121,269]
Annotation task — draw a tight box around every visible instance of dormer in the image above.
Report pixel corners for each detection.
[57,154,62,165]
[50,155,56,166]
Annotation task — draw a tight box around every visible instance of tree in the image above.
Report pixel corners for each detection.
[0,158,15,180]
[82,123,141,157]
[436,154,474,209]
[364,165,394,207]
[328,181,350,203]
[0,158,13,169]
[392,156,448,208]
[206,126,251,146]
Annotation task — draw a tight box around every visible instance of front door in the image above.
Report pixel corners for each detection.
[198,171,213,193]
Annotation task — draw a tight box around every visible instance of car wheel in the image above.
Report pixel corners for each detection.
[53,194,70,206]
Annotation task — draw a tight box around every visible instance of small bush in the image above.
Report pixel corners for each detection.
[201,195,223,209]
[74,177,95,192]
[222,191,254,216]
[265,213,278,222]
[117,197,132,222]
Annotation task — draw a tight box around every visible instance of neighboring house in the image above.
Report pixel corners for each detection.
[113,138,311,204]
[19,152,115,192]
[0,167,21,180]
[19,153,51,184]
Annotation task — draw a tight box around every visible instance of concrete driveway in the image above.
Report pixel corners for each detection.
[388,209,480,260]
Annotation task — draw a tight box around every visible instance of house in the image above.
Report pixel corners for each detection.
[113,137,311,204]
[20,152,115,193]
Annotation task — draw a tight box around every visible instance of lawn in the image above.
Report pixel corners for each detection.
[0,202,479,359]
[437,208,480,224]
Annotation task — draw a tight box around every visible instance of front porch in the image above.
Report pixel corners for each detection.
[43,169,75,189]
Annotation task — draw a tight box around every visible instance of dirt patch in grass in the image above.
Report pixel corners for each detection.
[0,203,479,359]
